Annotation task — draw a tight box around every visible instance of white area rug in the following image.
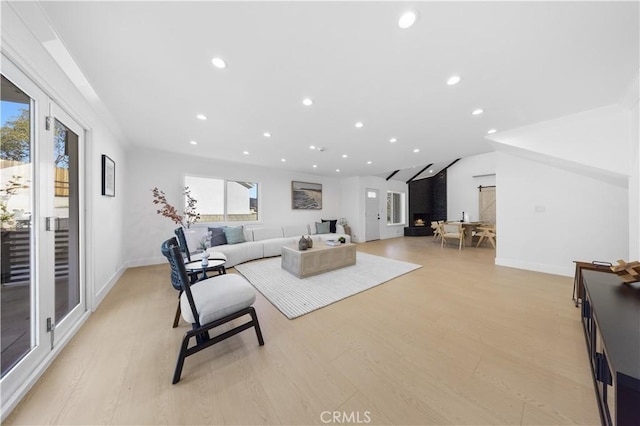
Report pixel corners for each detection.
[234,252,422,319]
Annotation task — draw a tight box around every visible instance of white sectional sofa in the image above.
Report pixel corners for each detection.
[203,224,351,268]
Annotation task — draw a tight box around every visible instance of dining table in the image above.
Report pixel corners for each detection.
[446,221,483,247]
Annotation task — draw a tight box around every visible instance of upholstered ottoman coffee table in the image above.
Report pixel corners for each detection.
[281,243,356,278]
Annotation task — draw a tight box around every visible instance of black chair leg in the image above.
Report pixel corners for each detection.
[172,302,181,328]
[250,307,265,346]
[172,334,190,384]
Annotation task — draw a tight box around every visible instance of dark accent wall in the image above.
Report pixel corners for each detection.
[408,169,447,230]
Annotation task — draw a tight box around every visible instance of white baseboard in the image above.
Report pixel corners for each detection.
[495,257,574,277]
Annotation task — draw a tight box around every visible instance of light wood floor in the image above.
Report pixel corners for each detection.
[5,237,600,425]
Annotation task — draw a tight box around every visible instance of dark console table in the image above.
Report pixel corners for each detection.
[581,271,640,426]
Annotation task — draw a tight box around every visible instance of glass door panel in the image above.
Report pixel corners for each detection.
[53,119,79,324]
[0,75,35,378]
[47,105,84,345]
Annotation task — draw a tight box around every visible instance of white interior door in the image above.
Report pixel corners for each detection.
[365,188,380,241]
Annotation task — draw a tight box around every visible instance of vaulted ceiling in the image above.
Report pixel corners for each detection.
[30,1,639,181]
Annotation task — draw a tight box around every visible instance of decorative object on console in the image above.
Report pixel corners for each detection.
[305,235,313,248]
[292,181,322,210]
[325,239,340,246]
[298,235,308,250]
[610,259,640,284]
[338,236,346,244]
[151,186,200,228]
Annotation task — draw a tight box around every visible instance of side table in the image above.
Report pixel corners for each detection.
[185,259,226,282]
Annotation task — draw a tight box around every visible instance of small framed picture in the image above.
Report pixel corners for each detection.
[101,154,115,197]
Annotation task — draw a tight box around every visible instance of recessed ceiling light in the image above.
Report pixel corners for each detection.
[281,158,286,162]
[243,151,249,155]
[336,169,340,172]
[342,154,348,158]
[189,140,198,145]
[367,161,372,165]
[310,145,316,150]
[447,75,461,86]
[429,170,433,173]
[487,128,497,134]
[313,164,317,168]
[355,122,364,128]
[472,109,484,115]
[211,57,227,69]
[302,98,313,106]
[263,132,271,138]
[398,11,417,29]
[413,148,420,153]
[389,138,397,143]
[196,114,207,120]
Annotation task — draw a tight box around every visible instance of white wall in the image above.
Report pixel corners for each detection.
[125,146,347,266]
[495,152,628,276]
[491,105,632,176]
[447,152,497,223]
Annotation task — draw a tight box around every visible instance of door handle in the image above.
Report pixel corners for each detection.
[45,217,60,231]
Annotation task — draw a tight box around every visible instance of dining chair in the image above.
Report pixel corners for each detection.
[475,224,496,248]
[162,238,264,384]
[431,221,443,243]
[441,222,465,250]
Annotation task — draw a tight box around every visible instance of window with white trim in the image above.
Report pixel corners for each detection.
[386,191,405,225]
[185,175,259,222]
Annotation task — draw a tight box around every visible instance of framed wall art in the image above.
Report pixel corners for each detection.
[291,181,322,210]
[101,154,115,197]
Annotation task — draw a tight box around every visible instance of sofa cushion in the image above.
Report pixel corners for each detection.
[283,225,309,237]
[180,274,256,324]
[322,219,337,233]
[208,227,227,247]
[315,221,330,234]
[252,227,284,242]
[224,226,246,244]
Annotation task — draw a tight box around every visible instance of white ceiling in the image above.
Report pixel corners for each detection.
[35,1,639,181]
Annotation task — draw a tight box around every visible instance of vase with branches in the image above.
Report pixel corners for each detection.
[151,186,200,228]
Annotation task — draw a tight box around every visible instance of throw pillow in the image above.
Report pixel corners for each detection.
[223,226,245,245]
[322,219,337,233]
[315,221,330,234]
[208,227,227,247]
